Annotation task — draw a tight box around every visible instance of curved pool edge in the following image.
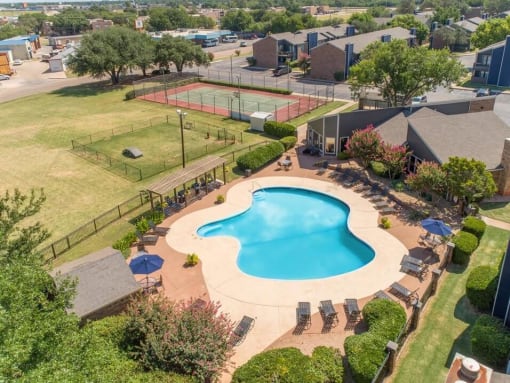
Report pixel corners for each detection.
[167,176,407,305]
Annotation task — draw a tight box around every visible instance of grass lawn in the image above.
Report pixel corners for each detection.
[478,201,510,223]
[0,82,264,247]
[287,101,345,127]
[389,225,510,383]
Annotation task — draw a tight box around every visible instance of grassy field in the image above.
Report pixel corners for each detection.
[479,201,510,223]
[389,225,509,383]
[0,82,267,247]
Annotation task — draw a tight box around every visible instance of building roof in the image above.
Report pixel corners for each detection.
[453,19,480,33]
[268,25,348,45]
[51,247,140,318]
[375,112,409,145]
[147,155,226,196]
[479,38,507,53]
[407,108,510,169]
[324,27,413,53]
[467,16,485,25]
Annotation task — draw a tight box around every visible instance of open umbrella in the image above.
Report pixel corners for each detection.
[129,254,164,275]
[421,218,453,237]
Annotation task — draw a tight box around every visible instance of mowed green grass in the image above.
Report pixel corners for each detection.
[390,225,510,383]
[479,201,510,223]
[0,83,260,245]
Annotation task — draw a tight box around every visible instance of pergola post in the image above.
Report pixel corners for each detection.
[148,191,155,211]
[222,163,226,185]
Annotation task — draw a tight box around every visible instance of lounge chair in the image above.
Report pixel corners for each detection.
[380,206,397,215]
[401,255,424,267]
[401,261,429,278]
[297,302,311,328]
[319,300,338,325]
[230,315,255,346]
[148,220,169,236]
[390,282,419,303]
[344,298,361,321]
[135,230,158,245]
[374,290,395,301]
[373,200,390,208]
[354,184,372,193]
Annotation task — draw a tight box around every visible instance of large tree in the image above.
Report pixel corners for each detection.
[397,0,417,14]
[484,0,510,15]
[349,39,465,106]
[471,16,510,49]
[405,161,448,205]
[51,8,90,35]
[67,27,143,84]
[220,9,254,31]
[347,12,378,33]
[442,157,497,212]
[155,35,209,73]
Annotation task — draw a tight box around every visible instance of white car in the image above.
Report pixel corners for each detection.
[12,59,23,66]
[0,74,10,80]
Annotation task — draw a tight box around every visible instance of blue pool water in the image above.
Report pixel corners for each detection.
[197,187,375,280]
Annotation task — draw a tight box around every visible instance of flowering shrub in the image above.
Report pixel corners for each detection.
[124,296,234,382]
[345,124,382,168]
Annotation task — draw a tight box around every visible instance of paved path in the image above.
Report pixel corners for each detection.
[481,216,510,231]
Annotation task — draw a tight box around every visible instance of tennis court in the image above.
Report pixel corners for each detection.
[137,82,329,122]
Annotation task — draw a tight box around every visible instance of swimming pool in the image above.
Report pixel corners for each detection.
[197,187,375,280]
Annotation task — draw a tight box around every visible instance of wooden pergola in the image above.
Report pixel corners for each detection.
[146,155,227,210]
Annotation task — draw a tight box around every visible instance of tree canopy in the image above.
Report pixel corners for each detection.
[67,27,145,84]
[221,9,255,31]
[471,16,510,49]
[155,35,209,73]
[349,39,465,106]
[389,14,429,44]
[347,12,378,33]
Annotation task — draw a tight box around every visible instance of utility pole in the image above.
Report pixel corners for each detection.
[176,109,188,168]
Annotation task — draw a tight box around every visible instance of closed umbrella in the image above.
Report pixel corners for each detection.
[421,218,453,237]
[129,254,164,276]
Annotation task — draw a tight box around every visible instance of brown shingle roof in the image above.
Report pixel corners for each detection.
[268,25,348,45]
[324,27,414,53]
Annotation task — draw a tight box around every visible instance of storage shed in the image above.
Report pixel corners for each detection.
[250,111,274,131]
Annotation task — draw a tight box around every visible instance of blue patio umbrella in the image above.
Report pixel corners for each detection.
[421,218,453,237]
[129,254,164,275]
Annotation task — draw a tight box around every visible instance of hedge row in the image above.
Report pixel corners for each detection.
[471,314,510,368]
[236,141,285,171]
[199,78,292,95]
[462,216,487,240]
[280,136,297,150]
[231,346,343,383]
[466,265,499,312]
[264,121,297,139]
[344,299,406,383]
[451,231,479,265]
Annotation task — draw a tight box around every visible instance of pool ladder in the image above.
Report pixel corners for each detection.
[252,181,266,200]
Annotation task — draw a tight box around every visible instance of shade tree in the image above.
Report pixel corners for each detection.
[405,161,448,205]
[471,16,510,49]
[349,39,465,106]
[155,35,210,73]
[345,124,382,168]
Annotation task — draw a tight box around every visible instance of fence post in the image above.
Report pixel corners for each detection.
[410,300,422,331]
[240,131,243,143]
[444,242,455,267]
[166,115,169,124]
[431,268,442,296]
[51,244,57,259]
[66,236,71,250]
[139,168,142,181]
[117,205,122,218]
[93,219,98,233]
[386,341,398,375]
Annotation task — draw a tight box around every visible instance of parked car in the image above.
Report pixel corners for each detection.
[475,88,490,97]
[0,74,10,81]
[411,95,427,105]
[273,65,290,76]
[12,59,23,66]
[240,41,247,47]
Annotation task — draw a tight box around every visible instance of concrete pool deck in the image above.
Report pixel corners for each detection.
[166,176,410,369]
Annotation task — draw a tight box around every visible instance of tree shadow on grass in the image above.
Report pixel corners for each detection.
[445,295,479,368]
[50,80,123,97]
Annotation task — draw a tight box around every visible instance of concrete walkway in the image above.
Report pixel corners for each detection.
[481,216,510,231]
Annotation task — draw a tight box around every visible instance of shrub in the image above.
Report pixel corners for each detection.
[263,121,297,138]
[236,141,285,171]
[280,136,297,150]
[381,217,391,229]
[311,346,344,383]
[112,231,137,258]
[124,90,136,100]
[466,265,499,312]
[231,347,327,383]
[344,299,406,383]
[216,194,225,204]
[370,161,388,177]
[391,179,405,192]
[87,315,129,347]
[337,151,350,160]
[344,332,387,383]
[124,296,235,382]
[135,217,150,234]
[462,216,487,240]
[246,56,256,66]
[186,253,199,266]
[235,49,241,56]
[471,314,510,368]
[451,231,479,265]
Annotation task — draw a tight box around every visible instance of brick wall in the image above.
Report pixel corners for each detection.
[310,44,345,81]
[468,97,495,112]
[253,37,277,68]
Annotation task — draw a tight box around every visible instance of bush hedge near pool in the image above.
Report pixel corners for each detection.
[344,299,406,383]
[236,141,285,171]
[231,346,343,383]
[466,265,499,312]
[451,231,479,265]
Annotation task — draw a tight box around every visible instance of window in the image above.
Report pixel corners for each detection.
[339,136,349,152]
[325,137,335,154]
